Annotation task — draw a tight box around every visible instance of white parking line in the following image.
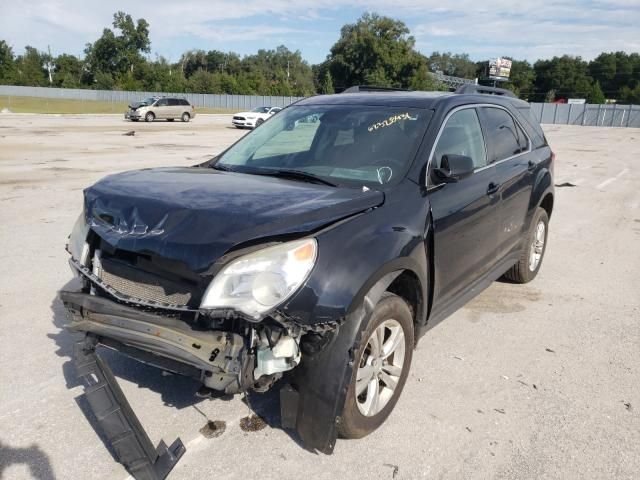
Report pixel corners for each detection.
[596,177,617,190]
[617,168,630,177]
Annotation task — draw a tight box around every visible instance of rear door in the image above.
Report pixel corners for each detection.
[428,106,501,310]
[168,98,181,117]
[478,106,533,259]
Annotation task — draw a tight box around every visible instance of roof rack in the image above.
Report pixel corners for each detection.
[341,85,409,94]
[455,84,517,98]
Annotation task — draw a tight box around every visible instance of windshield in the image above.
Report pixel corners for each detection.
[141,97,157,106]
[215,105,432,188]
[251,107,271,113]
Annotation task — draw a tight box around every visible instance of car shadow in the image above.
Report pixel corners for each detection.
[0,439,56,480]
[49,279,302,454]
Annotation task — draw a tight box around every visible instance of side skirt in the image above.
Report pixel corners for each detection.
[420,252,520,337]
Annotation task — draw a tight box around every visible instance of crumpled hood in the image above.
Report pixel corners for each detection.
[84,167,384,272]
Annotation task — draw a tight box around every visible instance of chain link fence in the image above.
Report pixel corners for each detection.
[1,85,638,127]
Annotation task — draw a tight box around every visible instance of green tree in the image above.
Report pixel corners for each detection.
[428,52,477,78]
[320,70,335,94]
[587,81,606,104]
[618,84,640,104]
[326,13,424,90]
[534,55,593,101]
[53,54,83,88]
[13,46,47,86]
[409,63,439,91]
[84,11,150,86]
[0,40,16,83]
[187,69,219,93]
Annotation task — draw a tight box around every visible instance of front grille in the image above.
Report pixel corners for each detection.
[233,116,245,121]
[98,257,198,307]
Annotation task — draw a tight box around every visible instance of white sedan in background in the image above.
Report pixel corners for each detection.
[232,106,282,129]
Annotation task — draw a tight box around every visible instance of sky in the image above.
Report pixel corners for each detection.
[1,0,639,65]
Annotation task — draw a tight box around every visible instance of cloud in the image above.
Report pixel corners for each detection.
[0,0,638,63]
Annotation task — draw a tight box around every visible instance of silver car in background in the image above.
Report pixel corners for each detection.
[125,97,196,122]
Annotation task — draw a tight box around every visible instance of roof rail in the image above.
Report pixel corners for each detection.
[455,84,517,98]
[341,85,409,94]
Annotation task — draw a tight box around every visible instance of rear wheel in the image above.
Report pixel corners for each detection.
[338,293,414,439]
[144,112,155,123]
[504,207,549,283]
[181,112,190,122]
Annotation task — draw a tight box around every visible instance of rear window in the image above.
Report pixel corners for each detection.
[516,107,547,148]
[480,107,526,162]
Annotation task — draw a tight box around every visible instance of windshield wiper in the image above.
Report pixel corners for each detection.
[210,163,234,172]
[252,169,338,187]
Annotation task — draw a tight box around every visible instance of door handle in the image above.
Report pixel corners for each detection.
[527,160,536,172]
[487,182,500,195]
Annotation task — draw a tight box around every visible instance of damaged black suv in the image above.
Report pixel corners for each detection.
[62,85,554,474]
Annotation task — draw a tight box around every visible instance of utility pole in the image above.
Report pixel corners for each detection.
[44,45,55,85]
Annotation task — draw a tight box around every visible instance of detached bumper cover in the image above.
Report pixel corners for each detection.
[74,336,185,480]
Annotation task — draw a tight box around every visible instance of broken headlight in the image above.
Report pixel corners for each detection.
[200,238,317,319]
[67,212,90,265]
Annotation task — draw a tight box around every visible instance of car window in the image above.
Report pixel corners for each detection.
[480,107,526,162]
[515,121,529,151]
[168,99,178,106]
[217,105,432,188]
[156,99,168,107]
[180,99,190,106]
[433,108,487,169]
[253,114,321,159]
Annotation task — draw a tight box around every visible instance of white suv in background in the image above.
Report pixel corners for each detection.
[232,106,282,129]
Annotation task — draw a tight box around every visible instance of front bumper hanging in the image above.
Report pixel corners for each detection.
[74,335,185,480]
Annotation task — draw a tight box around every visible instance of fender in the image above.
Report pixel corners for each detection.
[526,165,554,225]
[290,270,403,453]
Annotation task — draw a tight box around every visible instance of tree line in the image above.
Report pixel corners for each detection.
[0,12,638,103]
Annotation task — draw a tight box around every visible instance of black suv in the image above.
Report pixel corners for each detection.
[62,85,554,475]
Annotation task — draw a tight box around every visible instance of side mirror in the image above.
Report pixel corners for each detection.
[433,154,475,183]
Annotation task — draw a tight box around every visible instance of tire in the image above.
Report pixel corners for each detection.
[181,112,190,122]
[167,118,174,122]
[338,292,414,439]
[144,112,155,123]
[504,207,549,283]
[255,118,264,128]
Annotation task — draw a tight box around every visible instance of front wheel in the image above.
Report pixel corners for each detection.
[504,207,549,283]
[254,118,264,128]
[144,112,155,123]
[338,293,414,439]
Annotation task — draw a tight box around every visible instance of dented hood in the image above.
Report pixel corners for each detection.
[84,167,384,271]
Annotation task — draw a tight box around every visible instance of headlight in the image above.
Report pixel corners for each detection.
[67,212,90,265]
[200,238,317,319]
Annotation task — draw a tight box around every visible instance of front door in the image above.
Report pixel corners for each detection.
[428,106,501,310]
